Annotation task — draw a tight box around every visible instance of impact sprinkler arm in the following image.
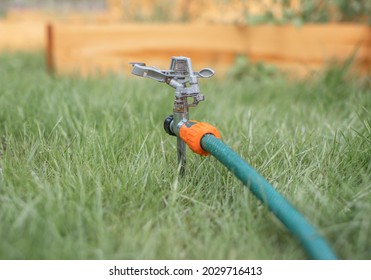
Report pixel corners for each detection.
[130,56,215,175]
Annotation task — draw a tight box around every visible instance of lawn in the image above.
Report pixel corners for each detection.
[0,52,370,259]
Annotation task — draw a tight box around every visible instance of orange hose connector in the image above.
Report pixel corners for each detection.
[179,120,221,156]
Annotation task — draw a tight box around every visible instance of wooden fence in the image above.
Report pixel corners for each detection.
[0,0,279,52]
[47,23,370,77]
[1,0,370,77]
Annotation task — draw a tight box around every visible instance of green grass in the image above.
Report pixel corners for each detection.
[0,52,370,260]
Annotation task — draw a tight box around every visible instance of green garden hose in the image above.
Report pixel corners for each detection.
[131,57,337,260]
[200,133,337,260]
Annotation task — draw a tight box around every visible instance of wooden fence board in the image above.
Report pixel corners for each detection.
[48,24,248,76]
[0,20,46,51]
[47,23,370,77]
[245,25,370,74]
[0,10,118,53]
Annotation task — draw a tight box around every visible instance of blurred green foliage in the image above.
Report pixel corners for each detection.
[227,56,282,81]
[0,0,370,24]
[245,0,371,25]
[0,0,106,15]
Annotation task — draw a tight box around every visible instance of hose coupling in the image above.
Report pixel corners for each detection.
[179,120,221,156]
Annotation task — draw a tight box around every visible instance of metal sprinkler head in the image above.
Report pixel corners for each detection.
[130,56,215,175]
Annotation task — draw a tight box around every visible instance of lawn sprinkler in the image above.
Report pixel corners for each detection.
[130,56,337,260]
[130,56,217,175]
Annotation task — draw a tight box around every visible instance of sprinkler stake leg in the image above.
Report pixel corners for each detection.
[173,97,189,176]
[177,137,186,176]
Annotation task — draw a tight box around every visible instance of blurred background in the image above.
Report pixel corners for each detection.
[0,0,370,77]
[1,0,370,23]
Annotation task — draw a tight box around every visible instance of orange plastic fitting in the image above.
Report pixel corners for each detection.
[179,120,221,156]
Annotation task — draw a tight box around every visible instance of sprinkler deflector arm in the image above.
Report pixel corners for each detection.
[178,120,337,260]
